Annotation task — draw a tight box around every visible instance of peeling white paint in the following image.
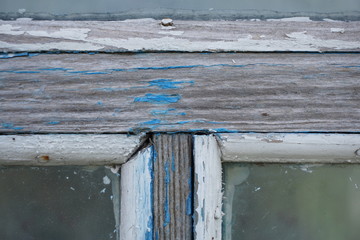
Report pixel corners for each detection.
[194,135,222,240]
[158,30,184,36]
[0,24,25,35]
[103,175,111,185]
[267,17,312,22]
[331,28,345,33]
[27,28,91,41]
[0,40,103,51]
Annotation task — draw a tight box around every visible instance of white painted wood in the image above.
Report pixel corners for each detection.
[0,134,142,165]
[120,146,153,240]
[0,19,359,52]
[219,133,360,163]
[194,135,222,240]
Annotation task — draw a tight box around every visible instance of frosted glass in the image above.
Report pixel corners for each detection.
[223,163,360,240]
[0,166,119,240]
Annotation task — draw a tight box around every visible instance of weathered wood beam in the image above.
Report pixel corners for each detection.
[1,53,359,133]
[0,19,359,52]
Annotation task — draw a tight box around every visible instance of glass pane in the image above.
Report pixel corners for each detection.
[223,163,360,240]
[0,166,120,240]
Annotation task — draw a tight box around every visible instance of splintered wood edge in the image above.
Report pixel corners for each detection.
[0,19,359,52]
[218,133,360,163]
[0,134,143,165]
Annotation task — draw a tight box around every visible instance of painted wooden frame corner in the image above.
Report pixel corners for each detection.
[0,134,144,165]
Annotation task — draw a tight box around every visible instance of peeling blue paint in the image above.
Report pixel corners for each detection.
[142,119,162,125]
[39,68,71,71]
[176,120,222,125]
[96,101,104,106]
[134,94,181,104]
[186,194,192,216]
[171,153,176,172]
[0,70,41,74]
[0,52,39,59]
[164,161,171,227]
[148,79,194,89]
[47,121,60,125]
[146,146,154,240]
[212,128,239,133]
[151,109,186,116]
[1,123,24,130]
[341,65,360,68]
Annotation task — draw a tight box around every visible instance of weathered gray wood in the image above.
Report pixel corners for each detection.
[0,53,359,133]
[0,19,359,52]
[153,134,193,240]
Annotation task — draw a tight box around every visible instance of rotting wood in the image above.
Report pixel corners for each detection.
[0,134,142,165]
[0,19,359,52]
[152,134,193,240]
[194,135,222,240]
[219,133,360,163]
[0,53,359,133]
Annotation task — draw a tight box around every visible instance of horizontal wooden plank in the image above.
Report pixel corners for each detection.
[0,19,360,52]
[0,52,359,133]
[0,134,143,165]
[219,133,360,163]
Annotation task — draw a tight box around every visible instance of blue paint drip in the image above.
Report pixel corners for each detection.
[134,93,181,104]
[163,161,171,227]
[47,121,60,125]
[148,79,194,89]
[1,123,24,130]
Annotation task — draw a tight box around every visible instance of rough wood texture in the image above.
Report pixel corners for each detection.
[0,134,142,165]
[120,146,153,240]
[219,133,360,163]
[194,135,222,240]
[0,19,360,52]
[1,53,359,133]
[152,134,193,240]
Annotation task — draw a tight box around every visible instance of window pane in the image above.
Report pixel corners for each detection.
[223,163,360,240]
[0,166,119,240]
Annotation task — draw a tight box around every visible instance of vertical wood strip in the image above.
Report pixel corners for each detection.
[194,135,222,240]
[153,134,193,240]
[120,146,153,240]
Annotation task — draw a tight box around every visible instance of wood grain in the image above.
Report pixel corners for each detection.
[152,134,193,240]
[1,52,359,133]
[0,20,359,52]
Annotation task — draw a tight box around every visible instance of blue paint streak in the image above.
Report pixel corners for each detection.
[1,123,24,130]
[341,65,360,68]
[148,79,194,89]
[176,120,222,125]
[0,53,29,59]
[171,153,176,172]
[151,109,186,116]
[186,194,192,216]
[47,121,60,125]
[96,101,104,106]
[134,93,181,104]
[163,161,171,227]
[212,128,239,133]
[38,68,71,71]
[142,119,161,125]
[146,146,154,240]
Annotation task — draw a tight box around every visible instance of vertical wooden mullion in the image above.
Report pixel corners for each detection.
[153,134,193,240]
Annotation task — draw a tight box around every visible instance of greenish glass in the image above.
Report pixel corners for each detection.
[223,164,360,240]
[0,166,119,240]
